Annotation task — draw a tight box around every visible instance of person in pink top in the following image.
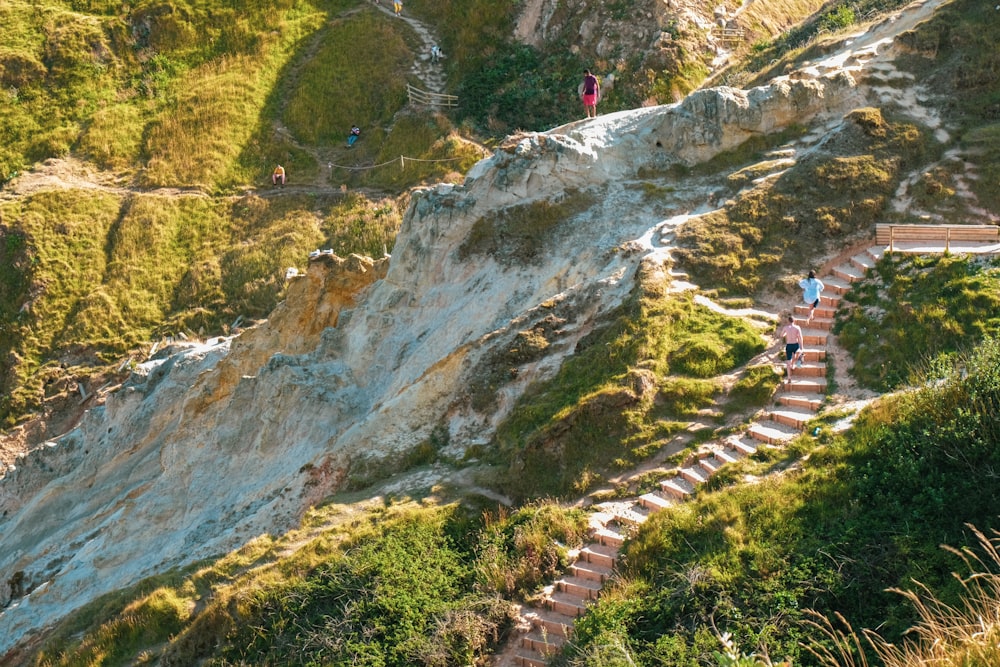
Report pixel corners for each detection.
[779,314,804,381]
[579,69,600,118]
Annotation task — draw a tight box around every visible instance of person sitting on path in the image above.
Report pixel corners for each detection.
[272,164,285,187]
[579,69,601,119]
[799,270,825,321]
[348,125,361,147]
[779,314,805,382]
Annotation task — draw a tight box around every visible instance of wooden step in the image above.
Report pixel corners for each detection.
[779,360,826,377]
[659,476,694,499]
[547,591,590,617]
[777,392,823,410]
[768,406,815,429]
[794,304,836,319]
[850,253,876,271]
[822,276,853,295]
[514,650,548,667]
[521,628,567,653]
[793,315,834,331]
[713,447,742,464]
[593,527,624,549]
[612,504,649,526]
[557,575,604,600]
[527,607,576,638]
[639,492,673,512]
[803,332,827,346]
[832,264,865,283]
[747,421,799,445]
[569,558,614,583]
[819,293,842,307]
[698,456,723,476]
[728,435,758,456]
[579,543,618,569]
[679,466,709,486]
[779,377,827,393]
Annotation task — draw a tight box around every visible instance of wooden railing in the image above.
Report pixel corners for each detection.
[875,223,1000,252]
[718,27,745,43]
[407,84,458,108]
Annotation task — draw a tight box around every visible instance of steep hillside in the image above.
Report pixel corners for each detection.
[3,0,1000,662]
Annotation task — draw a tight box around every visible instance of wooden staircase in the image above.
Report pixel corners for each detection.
[499,247,889,667]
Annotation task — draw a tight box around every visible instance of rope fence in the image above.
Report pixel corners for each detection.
[328,154,478,172]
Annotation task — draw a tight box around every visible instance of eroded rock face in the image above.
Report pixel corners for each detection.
[1,39,884,653]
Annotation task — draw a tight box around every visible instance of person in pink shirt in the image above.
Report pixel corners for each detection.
[779,314,804,381]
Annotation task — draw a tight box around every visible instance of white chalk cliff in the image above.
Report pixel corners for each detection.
[0,0,952,652]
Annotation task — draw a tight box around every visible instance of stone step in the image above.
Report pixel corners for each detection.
[867,246,884,262]
[527,607,576,638]
[822,276,853,295]
[768,406,815,429]
[521,628,566,653]
[803,332,828,346]
[547,591,590,617]
[638,492,673,512]
[794,304,837,319]
[557,575,604,600]
[850,253,877,272]
[679,466,709,486]
[780,377,827,393]
[579,543,618,569]
[659,476,694,499]
[832,264,865,283]
[569,558,614,583]
[593,527,624,549]
[777,392,823,410]
[747,421,799,445]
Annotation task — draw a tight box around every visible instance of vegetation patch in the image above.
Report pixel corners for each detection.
[31,499,586,667]
[567,337,1000,665]
[457,191,595,266]
[492,265,768,501]
[835,253,1000,392]
[674,108,931,294]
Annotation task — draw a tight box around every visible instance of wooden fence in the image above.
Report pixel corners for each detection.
[407,84,458,109]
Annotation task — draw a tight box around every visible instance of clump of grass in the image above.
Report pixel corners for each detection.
[836,254,1000,391]
[458,190,596,266]
[475,503,589,598]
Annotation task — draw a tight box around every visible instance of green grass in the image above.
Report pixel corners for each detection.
[492,266,768,500]
[835,254,1000,392]
[31,499,586,666]
[674,108,931,294]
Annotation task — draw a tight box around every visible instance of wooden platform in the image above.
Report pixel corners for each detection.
[875,223,999,252]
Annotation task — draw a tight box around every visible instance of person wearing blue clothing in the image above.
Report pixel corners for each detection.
[799,270,825,321]
[348,125,360,147]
